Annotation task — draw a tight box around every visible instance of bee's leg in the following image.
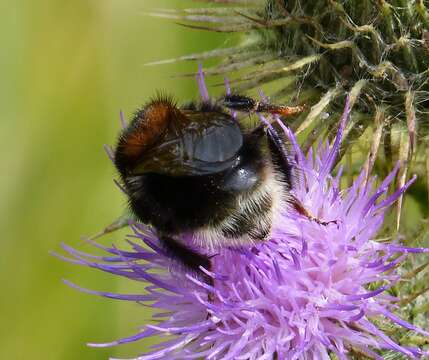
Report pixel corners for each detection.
[266,126,293,187]
[262,104,306,117]
[159,235,212,283]
[222,93,305,117]
[160,236,215,314]
[266,125,337,226]
[290,196,339,226]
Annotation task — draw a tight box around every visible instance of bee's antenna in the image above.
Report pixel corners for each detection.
[256,103,307,117]
[221,94,306,118]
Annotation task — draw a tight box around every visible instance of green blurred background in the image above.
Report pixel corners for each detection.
[0,1,227,358]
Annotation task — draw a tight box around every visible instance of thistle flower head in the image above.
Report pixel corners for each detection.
[61,69,429,360]
[150,0,429,204]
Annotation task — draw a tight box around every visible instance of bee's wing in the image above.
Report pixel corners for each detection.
[132,111,243,176]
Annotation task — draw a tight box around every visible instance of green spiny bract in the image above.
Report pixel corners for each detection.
[261,0,429,152]
[152,0,429,192]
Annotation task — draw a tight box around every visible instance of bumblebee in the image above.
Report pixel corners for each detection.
[113,94,304,276]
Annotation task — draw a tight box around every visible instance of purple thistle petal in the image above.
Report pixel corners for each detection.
[103,144,115,162]
[273,259,284,284]
[378,254,407,272]
[119,110,127,129]
[360,319,415,358]
[224,77,237,120]
[374,174,417,211]
[185,274,216,293]
[380,160,401,190]
[361,185,388,217]
[319,95,351,178]
[349,309,365,322]
[384,245,429,253]
[146,320,213,334]
[196,64,209,102]
[88,328,156,348]
[377,308,429,337]
[113,178,128,194]
[354,346,384,360]
[278,118,306,168]
[60,242,124,262]
[257,112,271,128]
[199,265,229,281]
[224,77,231,95]
[63,279,157,302]
[129,263,181,294]
[289,248,301,270]
[323,304,359,311]
[51,251,87,266]
[60,71,429,360]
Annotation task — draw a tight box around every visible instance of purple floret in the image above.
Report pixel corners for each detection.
[61,67,429,360]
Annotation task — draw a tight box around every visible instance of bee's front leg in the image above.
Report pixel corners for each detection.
[290,197,339,226]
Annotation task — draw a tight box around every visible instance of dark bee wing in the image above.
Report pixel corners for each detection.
[132,111,243,176]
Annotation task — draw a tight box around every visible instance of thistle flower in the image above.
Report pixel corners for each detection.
[60,71,429,359]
